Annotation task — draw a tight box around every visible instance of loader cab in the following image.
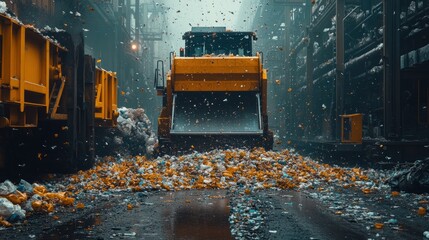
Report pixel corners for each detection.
[182,27,257,57]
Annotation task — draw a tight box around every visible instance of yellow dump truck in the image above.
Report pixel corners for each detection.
[155,27,273,153]
[0,13,118,172]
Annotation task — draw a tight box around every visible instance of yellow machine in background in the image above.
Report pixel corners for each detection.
[0,13,118,172]
[155,27,273,153]
[95,68,118,126]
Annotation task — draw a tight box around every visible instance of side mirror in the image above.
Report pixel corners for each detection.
[154,60,165,90]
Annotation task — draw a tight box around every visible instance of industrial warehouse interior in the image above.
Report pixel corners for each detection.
[0,0,428,239]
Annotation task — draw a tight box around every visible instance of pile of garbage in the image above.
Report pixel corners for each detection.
[0,179,78,227]
[229,187,265,240]
[114,107,158,155]
[66,148,380,195]
[0,2,6,14]
[387,158,429,193]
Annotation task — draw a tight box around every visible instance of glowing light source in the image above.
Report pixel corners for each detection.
[131,43,138,51]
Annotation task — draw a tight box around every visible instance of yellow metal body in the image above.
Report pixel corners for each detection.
[0,14,118,128]
[95,67,118,126]
[158,53,268,139]
[341,113,363,144]
[0,14,65,127]
[173,56,262,92]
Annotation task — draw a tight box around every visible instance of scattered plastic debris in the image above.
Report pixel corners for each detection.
[0,147,427,238]
[64,148,378,194]
[387,158,429,193]
[114,107,158,155]
[0,179,77,223]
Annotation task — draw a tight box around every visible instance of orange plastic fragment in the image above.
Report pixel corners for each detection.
[391,191,400,197]
[0,217,12,228]
[6,191,28,205]
[362,188,371,194]
[76,202,85,210]
[32,200,43,211]
[33,185,47,195]
[127,203,133,210]
[61,197,75,206]
[374,223,384,229]
[44,203,54,213]
[418,207,426,216]
[244,189,251,195]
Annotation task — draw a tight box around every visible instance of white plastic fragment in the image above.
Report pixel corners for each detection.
[0,180,17,195]
[17,179,33,193]
[0,1,7,14]
[0,197,26,220]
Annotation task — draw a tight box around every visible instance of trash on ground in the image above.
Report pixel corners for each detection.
[387,158,429,193]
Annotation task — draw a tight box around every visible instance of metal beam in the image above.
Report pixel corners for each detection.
[383,0,401,139]
[126,0,131,34]
[305,3,314,139]
[135,0,140,42]
[272,0,306,6]
[335,0,345,141]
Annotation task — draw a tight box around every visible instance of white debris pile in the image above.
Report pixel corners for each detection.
[115,107,158,155]
[0,1,7,14]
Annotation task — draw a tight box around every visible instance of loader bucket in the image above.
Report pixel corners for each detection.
[171,92,263,135]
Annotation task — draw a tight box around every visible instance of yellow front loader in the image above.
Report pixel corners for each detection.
[155,27,273,154]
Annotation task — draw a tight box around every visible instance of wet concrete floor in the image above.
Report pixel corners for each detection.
[8,189,425,239]
[37,190,232,240]
[259,190,368,239]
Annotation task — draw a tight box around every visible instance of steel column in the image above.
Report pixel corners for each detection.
[305,3,314,139]
[383,0,401,139]
[135,0,140,43]
[126,0,131,34]
[335,0,345,141]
